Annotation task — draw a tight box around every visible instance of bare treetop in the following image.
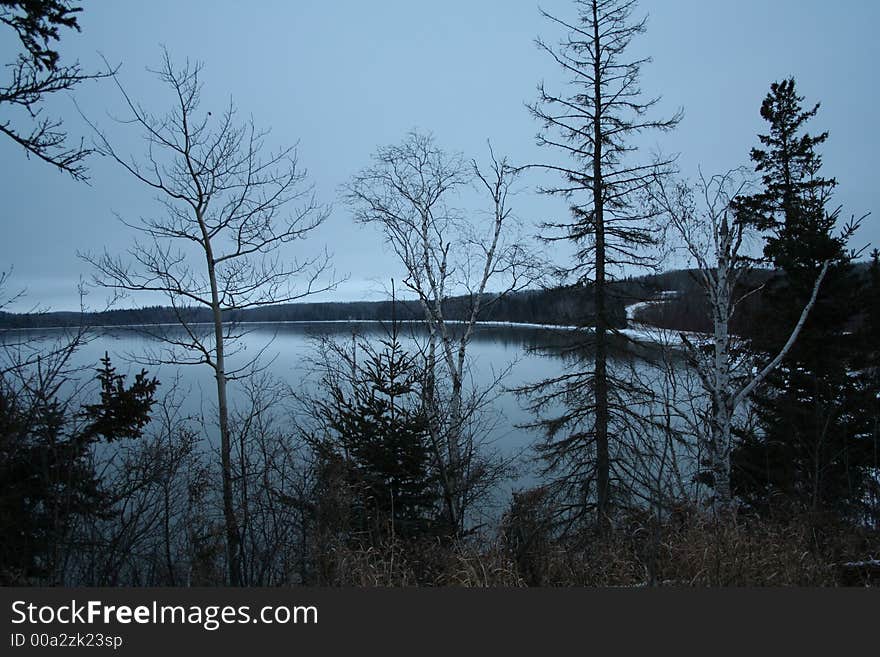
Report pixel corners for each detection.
[84,50,335,314]
[530,0,680,281]
[80,48,337,585]
[345,131,535,304]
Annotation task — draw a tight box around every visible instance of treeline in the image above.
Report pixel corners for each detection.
[2,266,872,335]
[0,280,662,330]
[634,263,874,335]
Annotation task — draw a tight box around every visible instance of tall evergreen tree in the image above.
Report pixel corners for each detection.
[525,0,678,529]
[731,78,872,519]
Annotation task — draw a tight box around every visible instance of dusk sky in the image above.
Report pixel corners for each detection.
[1,0,877,312]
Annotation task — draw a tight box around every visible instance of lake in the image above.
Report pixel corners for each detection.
[2,320,699,510]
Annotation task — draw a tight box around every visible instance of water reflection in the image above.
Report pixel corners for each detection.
[2,321,696,501]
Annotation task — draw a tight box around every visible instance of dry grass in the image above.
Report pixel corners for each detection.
[311,513,879,587]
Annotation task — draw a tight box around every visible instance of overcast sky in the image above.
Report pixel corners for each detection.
[1,0,877,312]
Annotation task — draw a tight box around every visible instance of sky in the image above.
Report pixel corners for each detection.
[1,0,877,312]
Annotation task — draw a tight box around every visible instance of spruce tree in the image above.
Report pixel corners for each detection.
[316,324,439,542]
[526,0,679,529]
[731,78,872,519]
[0,355,157,582]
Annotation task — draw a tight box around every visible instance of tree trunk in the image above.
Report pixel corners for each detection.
[709,401,734,515]
[202,224,241,586]
[711,249,734,515]
[592,1,610,531]
[447,370,464,535]
[213,302,241,585]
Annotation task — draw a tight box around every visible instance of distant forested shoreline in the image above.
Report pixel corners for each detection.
[3,265,871,333]
[0,278,659,329]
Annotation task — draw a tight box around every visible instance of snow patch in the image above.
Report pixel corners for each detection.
[622,291,696,346]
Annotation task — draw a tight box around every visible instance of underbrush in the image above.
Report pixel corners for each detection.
[311,513,879,587]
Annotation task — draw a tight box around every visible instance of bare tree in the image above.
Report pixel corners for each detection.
[1,0,111,180]
[82,51,335,584]
[344,131,536,535]
[650,169,830,514]
[525,0,679,529]
[229,372,307,585]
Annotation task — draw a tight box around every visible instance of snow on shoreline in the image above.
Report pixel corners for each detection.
[625,290,680,322]
[1,318,582,332]
[622,291,697,346]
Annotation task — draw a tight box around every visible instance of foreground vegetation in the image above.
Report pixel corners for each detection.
[1,1,878,587]
[308,515,880,587]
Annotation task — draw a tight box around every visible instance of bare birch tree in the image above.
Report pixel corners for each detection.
[81,51,334,584]
[344,131,535,535]
[650,169,829,514]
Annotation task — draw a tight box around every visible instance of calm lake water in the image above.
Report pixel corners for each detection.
[4,321,694,506]
[4,322,575,491]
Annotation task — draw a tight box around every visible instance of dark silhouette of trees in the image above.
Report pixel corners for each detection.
[79,353,158,443]
[524,0,679,529]
[860,249,880,522]
[0,286,617,329]
[0,351,157,583]
[866,250,880,355]
[82,50,335,585]
[731,78,872,520]
[0,0,110,180]
[310,321,440,542]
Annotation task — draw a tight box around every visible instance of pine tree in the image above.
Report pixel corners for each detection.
[0,355,157,582]
[525,0,678,529]
[731,78,872,519]
[79,352,158,443]
[316,324,439,542]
